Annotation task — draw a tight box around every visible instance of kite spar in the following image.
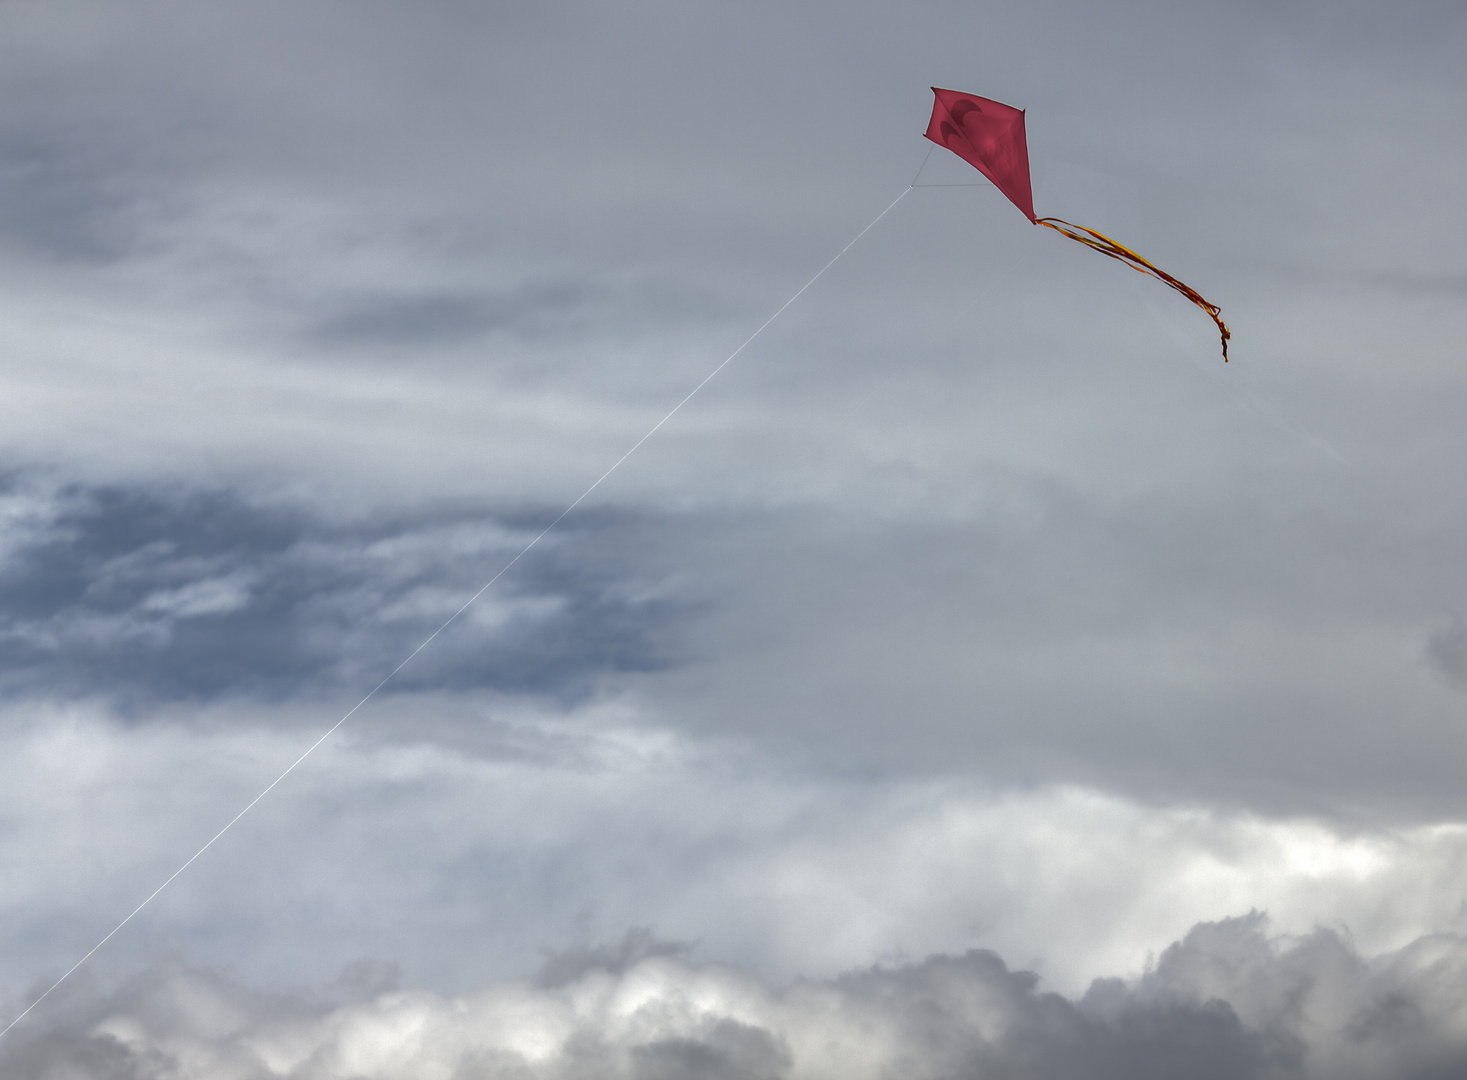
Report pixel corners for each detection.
[925,87,1230,360]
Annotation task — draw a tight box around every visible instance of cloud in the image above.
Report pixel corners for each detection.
[1426,616,1467,689]
[8,917,1467,1079]
[0,479,697,704]
[307,282,596,348]
[7,699,1467,1008]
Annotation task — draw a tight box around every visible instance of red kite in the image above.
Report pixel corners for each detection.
[925,87,1230,360]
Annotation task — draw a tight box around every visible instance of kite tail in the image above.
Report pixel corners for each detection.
[1036,217,1230,361]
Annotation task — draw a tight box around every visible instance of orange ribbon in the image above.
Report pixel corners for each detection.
[1036,217,1230,361]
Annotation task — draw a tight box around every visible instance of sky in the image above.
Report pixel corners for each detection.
[2,1,1467,1076]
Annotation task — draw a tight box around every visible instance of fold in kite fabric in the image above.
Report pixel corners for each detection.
[924,87,1230,361]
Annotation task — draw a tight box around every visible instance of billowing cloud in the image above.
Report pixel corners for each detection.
[9,917,1467,1079]
[5,701,1467,1008]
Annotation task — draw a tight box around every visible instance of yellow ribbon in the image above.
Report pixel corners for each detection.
[1037,217,1230,361]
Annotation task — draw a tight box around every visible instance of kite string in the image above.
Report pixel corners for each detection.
[0,182,914,1044]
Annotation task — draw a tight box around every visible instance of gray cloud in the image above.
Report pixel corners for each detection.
[0,479,699,705]
[309,282,594,347]
[534,928,693,989]
[1426,616,1467,689]
[8,917,1467,1079]
[0,124,158,264]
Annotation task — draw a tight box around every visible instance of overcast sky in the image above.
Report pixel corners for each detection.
[2,1,1467,1077]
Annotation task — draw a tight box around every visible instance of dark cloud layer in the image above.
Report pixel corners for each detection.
[8,916,1467,1079]
[0,124,154,264]
[310,282,593,348]
[0,480,695,705]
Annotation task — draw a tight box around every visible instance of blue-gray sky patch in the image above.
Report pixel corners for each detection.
[0,479,695,707]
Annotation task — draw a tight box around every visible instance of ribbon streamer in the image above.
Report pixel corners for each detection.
[1037,217,1230,361]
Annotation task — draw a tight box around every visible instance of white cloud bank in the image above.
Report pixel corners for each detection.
[6,701,1467,1007]
[10,915,1467,1079]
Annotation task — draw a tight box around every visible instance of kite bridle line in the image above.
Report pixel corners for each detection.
[1035,216,1231,361]
[907,145,989,189]
[0,182,915,1045]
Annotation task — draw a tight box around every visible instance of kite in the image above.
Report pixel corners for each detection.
[924,87,1230,360]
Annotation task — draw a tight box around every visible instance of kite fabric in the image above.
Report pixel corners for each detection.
[924,87,1230,361]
